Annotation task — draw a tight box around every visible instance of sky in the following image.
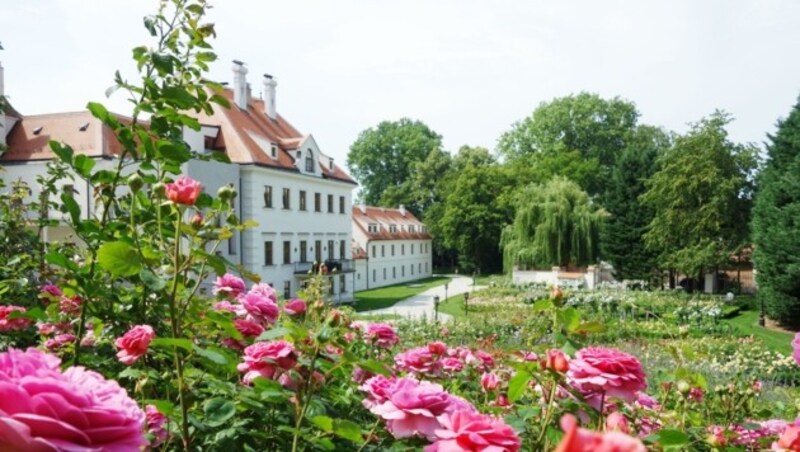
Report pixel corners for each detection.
[2,0,799,169]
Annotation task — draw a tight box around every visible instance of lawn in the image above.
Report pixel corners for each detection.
[353,276,451,312]
[723,309,794,355]
[437,293,468,319]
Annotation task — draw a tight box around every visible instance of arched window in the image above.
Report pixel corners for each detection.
[305,149,315,172]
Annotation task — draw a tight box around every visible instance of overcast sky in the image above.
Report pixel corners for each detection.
[2,0,799,167]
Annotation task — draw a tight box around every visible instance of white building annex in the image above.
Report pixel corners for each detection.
[0,59,359,302]
[351,204,433,292]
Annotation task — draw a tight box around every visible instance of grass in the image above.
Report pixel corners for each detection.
[437,293,468,319]
[723,309,794,355]
[353,276,451,312]
[352,313,402,322]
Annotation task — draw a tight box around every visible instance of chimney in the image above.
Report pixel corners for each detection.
[358,203,367,214]
[232,60,249,110]
[399,205,406,216]
[262,74,277,120]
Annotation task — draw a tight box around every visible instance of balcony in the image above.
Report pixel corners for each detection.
[294,259,355,275]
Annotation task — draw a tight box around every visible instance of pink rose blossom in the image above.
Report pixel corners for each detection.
[542,349,570,373]
[239,293,280,325]
[773,425,800,451]
[234,319,265,338]
[114,325,155,365]
[368,378,475,440]
[360,375,397,409]
[424,410,521,452]
[344,332,356,342]
[45,333,76,350]
[165,174,202,205]
[395,347,439,375]
[635,392,660,410]
[214,300,240,313]
[39,283,63,300]
[146,405,168,447]
[0,348,146,451]
[364,323,400,348]
[283,298,307,316]
[36,321,71,336]
[475,350,495,368]
[80,330,96,348]
[59,295,83,315]
[568,347,646,410]
[237,340,297,384]
[0,305,32,332]
[440,357,464,373]
[481,372,500,392]
[213,273,246,298]
[606,412,630,434]
[556,414,645,452]
[427,341,448,356]
[249,283,278,303]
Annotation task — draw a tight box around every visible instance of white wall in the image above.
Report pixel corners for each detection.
[359,239,433,290]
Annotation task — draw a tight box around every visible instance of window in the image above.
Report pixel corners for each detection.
[383,268,387,279]
[283,281,291,299]
[391,245,395,256]
[392,267,396,279]
[283,241,291,264]
[401,266,405,277]
[264,241,273,266]
[270,144,277,159]
[327,240,334,260]
[411,244,415,255]
[368,223,378,233]
[327,194,334,213]
[389,224,398,233]
[329,279,335,295]
[314,193,321,212]
[401,244,405,255]
[419,263,422,273]
[425,263,428,273]
[373,269,376,282]
[228,232,237,255]
[300,240,308,263]
[263,186,273,208]
[282,188,290,209]
[339,196,345,214]
[411,264,414,275]
[340,240,345,259]
[340,275,346,292]
[315,240,322,263]
[409,225,415,233]
[299,190,307,211]
[305,150,315,172]
[371,246,376,258]
[381,245,385,257]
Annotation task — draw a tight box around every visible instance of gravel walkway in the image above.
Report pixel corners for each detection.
[359,275,482,322]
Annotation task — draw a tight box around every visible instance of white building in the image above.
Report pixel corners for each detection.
[0,60,358,302]
[352,204,433,291]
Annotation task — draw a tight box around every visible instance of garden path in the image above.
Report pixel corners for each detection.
[359,275,482,322]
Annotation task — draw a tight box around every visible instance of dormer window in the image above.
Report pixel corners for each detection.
[305,149,314,173]
[368,223,378,233]
[270,144,277,159]
[389,224,398,233]
[409,225,415,233]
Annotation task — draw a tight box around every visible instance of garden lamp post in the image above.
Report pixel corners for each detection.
[433,295,440,323]
[464,292,469,317]
[444,283,448,305]
[759,297,766,327]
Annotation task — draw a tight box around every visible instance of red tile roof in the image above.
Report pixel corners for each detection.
[353,205,432,241]
[192,89,357,185]
[1,111,126,162]
[352,241,368,260]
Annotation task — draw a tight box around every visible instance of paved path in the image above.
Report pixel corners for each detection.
[359,275,482,322]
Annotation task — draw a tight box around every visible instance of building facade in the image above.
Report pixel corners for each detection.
[352,205,433,291]
[0,60,358,301]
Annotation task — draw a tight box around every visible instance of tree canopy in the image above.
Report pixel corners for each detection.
[752,98,800,325]
[346,118,442,213]
[641,111,758,279]
[501,177,605,271]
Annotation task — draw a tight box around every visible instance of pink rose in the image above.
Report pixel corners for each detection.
[568,347,646,410]
[234,318,265,338]
[440,357,464,373]
[606,412,630,434]
[36,321,71,336]
[283,298,307,316]
[475,350,495,368]
[0,305,32,332]
[555,414,645,452]
[542,349,570,373]
[59,295,83,315]
[364,323,400,348]
[237,340,297,384]
[0,348,146,450]
[395,347,439,375]
[774,425,800,451]
[214,300,239,313]
[792,333,800,367]
[481,372,500,392]
[146,405,168,447]
[114,325,155,365]
[213,273,246,298]
[239,293,280,325]
[39,283,63,300]
[165,175,202,205]
[80,330,96,348]
[45,333,76,350]
[249,283,278,303]
[360,375,398,409]
[369,378,474,440]
[424,410,521,452]
[427,341,448,356]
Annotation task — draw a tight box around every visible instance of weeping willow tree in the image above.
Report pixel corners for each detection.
[501,177,606,272]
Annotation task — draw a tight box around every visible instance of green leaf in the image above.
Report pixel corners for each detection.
[356,359,392,376]
[162,87,196,109]
[73,155,96,177]
[311,415,333,433]
[49,141,74,164]
[192,345,228,365]
[60,192,81,224]
[255,327,290,342]
[8,307,45,321]
[332,419,364,443]
[532,299,553,312]
[150,337,194,351]
[203,398,236,427]
[156,142,191,163]
[45,252,76,270]
[652,429,690,447]
[97,241,142,277]
[507,370,531,402]
[139,269,166,291]
[558,307,581,332]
